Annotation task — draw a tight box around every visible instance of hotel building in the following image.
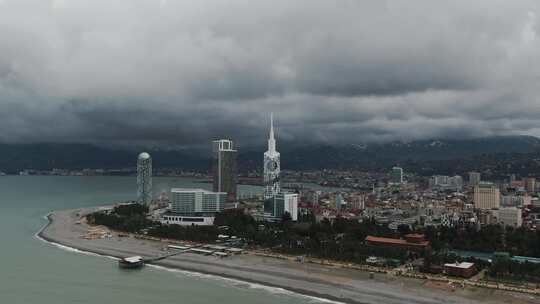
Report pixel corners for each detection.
[473,182,500,210]
[162,188,226,226]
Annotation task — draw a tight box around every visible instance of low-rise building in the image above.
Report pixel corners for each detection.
[429,175,463,191]
[365,234,430,251]
[444,262,477,278]
[501,195,531,208]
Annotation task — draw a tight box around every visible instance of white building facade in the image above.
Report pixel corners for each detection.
[430,175,463,191]
[264,192,298,221]
[494,207,522,227]
[163,188,226,226]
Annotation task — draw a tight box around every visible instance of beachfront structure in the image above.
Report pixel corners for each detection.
[473,182,500,210]
[161,214,216,226]
[263,192,298,221]
[264,113,280,200]
[212,139,238,202]
[443,262,477,278]
[162,188,226,226]
[137,152,152,205]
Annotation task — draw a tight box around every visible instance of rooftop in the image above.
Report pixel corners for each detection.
[123,256,143,263]
[444,262,475,269]
[477,182,496,189]
[138,152,151,160]
[170,188,226,195]
[365,235,430,248]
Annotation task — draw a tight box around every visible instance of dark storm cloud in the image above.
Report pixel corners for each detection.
[0,0,539,147]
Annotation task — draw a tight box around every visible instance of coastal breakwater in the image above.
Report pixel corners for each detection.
[37,208,540,304]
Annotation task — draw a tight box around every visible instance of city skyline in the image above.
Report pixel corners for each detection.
[3,2,540,303]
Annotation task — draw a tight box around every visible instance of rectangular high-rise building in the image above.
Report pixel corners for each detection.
[474,182,500,210]
[469,172,481,186]
[525,177,536,193]
[264,192,298,221]
[212,139,238,202]
[390,167,403,184]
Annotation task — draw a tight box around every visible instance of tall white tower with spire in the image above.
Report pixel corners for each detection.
[264,113,280,200]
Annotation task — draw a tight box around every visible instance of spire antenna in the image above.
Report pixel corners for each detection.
[268,113,276,153]
[270,112,274,139]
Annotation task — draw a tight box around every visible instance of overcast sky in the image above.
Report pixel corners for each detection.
[0,0,539,148]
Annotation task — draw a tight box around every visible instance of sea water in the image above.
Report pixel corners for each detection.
[0,176,340,304]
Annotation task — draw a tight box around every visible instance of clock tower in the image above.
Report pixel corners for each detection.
[264,113,280,200]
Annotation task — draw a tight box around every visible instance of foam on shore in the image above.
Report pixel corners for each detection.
[35,213,119,260]
[147,264,346,304]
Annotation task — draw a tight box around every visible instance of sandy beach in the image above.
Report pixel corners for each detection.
[38,208,540,304]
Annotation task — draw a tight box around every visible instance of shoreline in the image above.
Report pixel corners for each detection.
[37,208,540,304]
[36,212,354,304]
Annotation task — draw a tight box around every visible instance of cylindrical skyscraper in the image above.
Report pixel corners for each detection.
[137,152,152,205]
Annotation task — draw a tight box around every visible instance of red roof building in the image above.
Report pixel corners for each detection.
[365,234,430,251]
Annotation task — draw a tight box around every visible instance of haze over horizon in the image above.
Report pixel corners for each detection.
[1,0,540,148]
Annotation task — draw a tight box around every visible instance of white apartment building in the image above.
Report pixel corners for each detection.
[162,188,227,226]
[494,207,522,227]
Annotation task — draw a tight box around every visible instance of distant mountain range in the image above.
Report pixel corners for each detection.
[272,136,540,171]
[0,143,208,173]
[1,136,540,174]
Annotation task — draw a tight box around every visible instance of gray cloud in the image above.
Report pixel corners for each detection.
[0,0,539,148]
